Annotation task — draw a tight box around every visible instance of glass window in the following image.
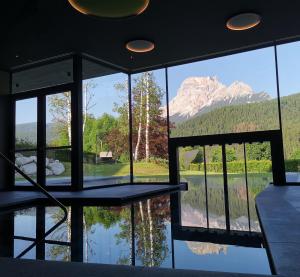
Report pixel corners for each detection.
[46,93,72,186]
[168,47,279,137]
[131,69,169,183]
[46,93,72,147]
[12,59,73,93]
[15,98,37,150]
[82,61,130,188]
[277,42,300,183]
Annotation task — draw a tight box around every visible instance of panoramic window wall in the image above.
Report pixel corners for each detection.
[277,41,300,183]
[82,59,130,188]
[130,69,169,183]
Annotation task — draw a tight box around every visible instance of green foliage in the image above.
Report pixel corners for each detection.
[83,113,118,153]
[189,160,273,173]
[246,143,271,160]
[84,207,121,230]
[15,138,35,149]
[291,149,300,159]
[285,159,300,171]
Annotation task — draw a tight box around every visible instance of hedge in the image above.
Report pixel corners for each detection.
[189,160,273,173]
[285,159,300,171]
[189,159,300,173]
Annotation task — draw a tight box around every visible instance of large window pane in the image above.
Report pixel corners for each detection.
[82,63,130,188]
[131,70,169,183]
[277,42,300,183]
[168,47,279,138]
[15,98,37,150]
[46,93,72,147]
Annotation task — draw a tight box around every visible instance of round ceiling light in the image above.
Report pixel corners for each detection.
[226,13,261,31]
[68,0,150,18]
[126,40,155,53]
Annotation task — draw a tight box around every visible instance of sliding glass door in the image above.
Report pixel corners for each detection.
[14,91,72,188]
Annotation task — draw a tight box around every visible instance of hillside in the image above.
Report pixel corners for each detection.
[171,93,300,159]
[16,122,58,144]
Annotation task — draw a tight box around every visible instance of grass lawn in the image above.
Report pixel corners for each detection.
[84,162,169,177]
[16,162,272,181]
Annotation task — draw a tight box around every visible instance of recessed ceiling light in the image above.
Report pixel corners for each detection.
[126,40,155,53]
[226,13,261,31]
[68,0,150,18]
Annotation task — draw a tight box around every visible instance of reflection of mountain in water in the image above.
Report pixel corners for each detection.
[180,174,270,232]
[181,204,260,232]
[186,241,228,255]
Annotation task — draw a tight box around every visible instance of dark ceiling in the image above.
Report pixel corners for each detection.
[1,0,300,73]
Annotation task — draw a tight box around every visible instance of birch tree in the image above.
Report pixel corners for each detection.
[48,80,96,146]
[145,72,150,162]
[113,72,168,162]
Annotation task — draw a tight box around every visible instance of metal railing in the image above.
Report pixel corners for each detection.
[0,151,68,258]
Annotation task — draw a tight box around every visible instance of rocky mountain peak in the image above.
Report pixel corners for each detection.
[163,76,271,122]
[178,76,225,96]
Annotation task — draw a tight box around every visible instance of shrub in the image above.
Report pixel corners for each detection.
[285,159,300,171]
[189,160,273,173]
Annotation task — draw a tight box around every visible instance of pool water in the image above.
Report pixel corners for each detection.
[1,192,271,275]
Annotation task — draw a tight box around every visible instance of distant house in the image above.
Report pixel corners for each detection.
[98,151,113,163]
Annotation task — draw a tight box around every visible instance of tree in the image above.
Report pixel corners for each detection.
[48,80,96,146]
[113,72,168,162]
[83,113,118,153]
[246,143,271,160]
[131,72,167,162]
[212,147,236,162]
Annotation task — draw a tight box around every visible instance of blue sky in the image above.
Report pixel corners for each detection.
[16,41,300,124]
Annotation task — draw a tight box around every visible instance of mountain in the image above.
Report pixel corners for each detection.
[16,122,58,144]
[171,93,300,159]
[163,76,271,123]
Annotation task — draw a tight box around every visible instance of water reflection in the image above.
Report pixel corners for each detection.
[180,174,271,232]
[0,188,271,275]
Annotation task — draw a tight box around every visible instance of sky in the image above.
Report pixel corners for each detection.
[16,41,300,124]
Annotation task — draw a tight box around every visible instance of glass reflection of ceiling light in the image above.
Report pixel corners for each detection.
[68,0,150,18]
[226,13,261,31]
[126,40,155,53]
